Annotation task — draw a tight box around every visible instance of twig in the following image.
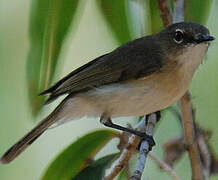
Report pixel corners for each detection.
[149,152,181,180]
[102,119,148,180]
[180,93,195,145]
[157,0,172,26]
[173,0,184,23]
[180,93,205,180]
[124,163,131,179]
[197,134,211,180]
[130,113,157,180]
[103,135,139,180]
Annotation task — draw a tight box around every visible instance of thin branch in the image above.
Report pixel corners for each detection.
[130,113,157,180]
[149,152,181,180]
[197,134,211,180]
[102,119,150,180]
[180,93,195,145]
[157,0,172,26]
[180,93,205,180]
[125,163,131,179]
[173,0,184,23]
[103,134,139,180]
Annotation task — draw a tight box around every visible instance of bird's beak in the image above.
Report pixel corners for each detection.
[194,34,215,43]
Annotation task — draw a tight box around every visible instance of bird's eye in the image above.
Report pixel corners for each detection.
[174,29,184,44]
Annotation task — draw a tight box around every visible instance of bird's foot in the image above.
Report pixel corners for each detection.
[137,134,155,151]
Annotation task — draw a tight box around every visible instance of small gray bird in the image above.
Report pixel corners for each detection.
[0,22,215,164]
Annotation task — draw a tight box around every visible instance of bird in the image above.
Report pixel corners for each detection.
[0,21,215,164]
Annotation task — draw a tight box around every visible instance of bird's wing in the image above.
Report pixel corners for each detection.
[40,36,164,104]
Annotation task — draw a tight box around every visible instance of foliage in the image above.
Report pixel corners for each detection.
[27,0,83,116]
[41,130,119,180]
[185,0,213,25]
[96,0,132,44]
[72,153,120,180]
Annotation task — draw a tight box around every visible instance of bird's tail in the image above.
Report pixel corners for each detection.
[0,115,55,164]
[0,97,67,164]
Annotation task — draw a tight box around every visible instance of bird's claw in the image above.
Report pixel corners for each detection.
[137,133,155,151]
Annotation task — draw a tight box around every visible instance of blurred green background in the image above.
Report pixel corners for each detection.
[0,0,218,180]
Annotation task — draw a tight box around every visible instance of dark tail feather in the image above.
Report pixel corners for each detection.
[0,114,58,164]
[0,94,70,164]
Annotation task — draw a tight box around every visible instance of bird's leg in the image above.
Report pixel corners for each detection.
[100,113,155,148]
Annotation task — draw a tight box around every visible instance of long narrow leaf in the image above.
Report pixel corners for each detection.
[117,169,128,180]
[41,129,119,180]
[96,0,132,44]
[72,153,120,180]
[185,0,213,25]
[126,0,151,37]
[27,0,82,116]
[148,0,164,34]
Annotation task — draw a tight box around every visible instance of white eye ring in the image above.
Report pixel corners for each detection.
[174,29,184,44]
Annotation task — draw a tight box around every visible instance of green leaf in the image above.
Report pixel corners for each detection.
[126,0,151,37]
[117,169,128,180]
[27,0,82,116]
[185,0,213,25]
[41,129,119,180]
[147,0,164,33]
[96,0,132,44]
[72,153,120,180]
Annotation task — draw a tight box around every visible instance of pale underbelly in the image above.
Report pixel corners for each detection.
[76,75,191,117]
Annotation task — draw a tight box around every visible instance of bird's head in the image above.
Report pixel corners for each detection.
[157,22,215,67]
[159,22,215,48]
[157,22,214,57]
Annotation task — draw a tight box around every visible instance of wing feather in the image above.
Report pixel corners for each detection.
[40,35,164,104]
